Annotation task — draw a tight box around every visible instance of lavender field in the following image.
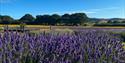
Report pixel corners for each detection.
[1,0,125,62]
[0,30,125,63]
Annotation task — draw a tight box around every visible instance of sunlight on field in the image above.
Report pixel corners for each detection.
[0,25,125,28]
[0,25,20,27]
[55,28,73,32]
[26,25,50,27]
[123,42,125,49]
[0,25,49,27]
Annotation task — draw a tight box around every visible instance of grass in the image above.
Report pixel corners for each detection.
[0,24,125,28]
[0,25,49,27]
[0,25,20,27]
[123,42,125,49]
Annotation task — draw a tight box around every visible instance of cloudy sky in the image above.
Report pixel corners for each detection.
[0,0,125,19]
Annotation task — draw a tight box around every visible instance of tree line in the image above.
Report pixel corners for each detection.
[0,13,89,26]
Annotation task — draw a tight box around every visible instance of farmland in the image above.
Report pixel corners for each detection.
[0,25,125,32]
[1,0,125,62]
[0,25,125,63]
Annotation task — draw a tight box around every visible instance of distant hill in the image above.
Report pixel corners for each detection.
[110,18,125,21]
[89,18,125,22]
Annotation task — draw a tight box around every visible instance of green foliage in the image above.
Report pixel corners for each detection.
[51,14,61,25]
[120,32,125,42]
[0,13,89,25]
[34,13,89,25]
[1,13,124,26]
[19,14,35,24]
[111,32,125,42]
[61,14,71,25]
[70,13,88,25]
[0,15,14,24]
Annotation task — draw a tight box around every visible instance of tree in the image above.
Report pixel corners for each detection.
[61,14,71,25]
[0,15,2,23]
[51,14,61,25]
[107,20,113,23]
[0,15,14,24]
[19,14,35,24]
[0,12,89,25]
[70,13,88,25]
[35,15,51,25]
[35,15,42,25]
[42,15,51,25]
[122,21,125,23]
[113,21,120,23]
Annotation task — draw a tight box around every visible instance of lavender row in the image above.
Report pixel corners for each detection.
[0,31,125,63]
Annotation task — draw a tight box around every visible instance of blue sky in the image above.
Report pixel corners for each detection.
[0,0,125,19]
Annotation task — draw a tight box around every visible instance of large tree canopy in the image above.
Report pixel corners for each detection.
[61,14,71,25]
[70,13,88,25]
[0,15,14,24]
[0,13,89,25]
[50,14,61,25]
[19,14,35,24]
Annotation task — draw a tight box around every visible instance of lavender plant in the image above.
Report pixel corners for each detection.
[0,31,125,63]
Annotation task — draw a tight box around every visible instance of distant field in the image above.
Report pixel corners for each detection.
[0,25,49,27]
[0,25,125,28]
[0,25,125,32]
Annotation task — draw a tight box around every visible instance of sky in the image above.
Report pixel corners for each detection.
[0,0,125,19]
